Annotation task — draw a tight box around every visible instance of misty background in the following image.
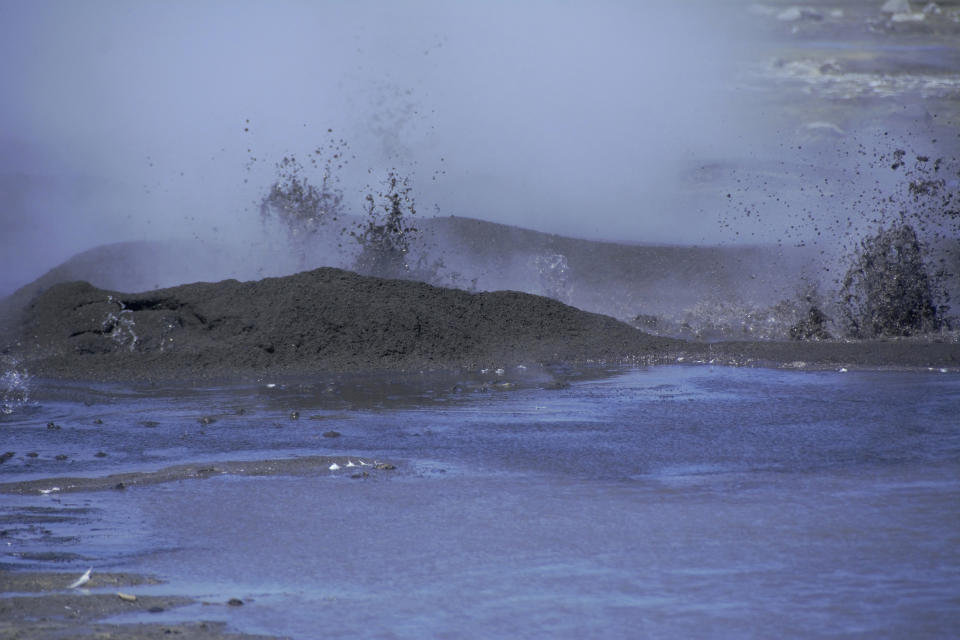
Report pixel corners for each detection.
[0,0,778,297]
[2,0,957,302]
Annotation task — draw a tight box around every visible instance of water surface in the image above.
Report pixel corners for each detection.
[2,366,958,638]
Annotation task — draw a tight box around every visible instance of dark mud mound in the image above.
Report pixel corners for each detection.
[15,267,678,381]
[0,239,267,335]
[2,219,806,328]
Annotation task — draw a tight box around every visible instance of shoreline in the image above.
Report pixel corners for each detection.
[10,336,960,385]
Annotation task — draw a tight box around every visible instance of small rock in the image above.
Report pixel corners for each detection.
[26,452,38,458]
[114,482,126,490]
[46,422,60,430]
[95,451,108,458]
[0,452,14,464]
[322,430,341,438]
[55,454,68,461]
[227,598,244,606]
[93,419,103,425]
[375,463,396,471]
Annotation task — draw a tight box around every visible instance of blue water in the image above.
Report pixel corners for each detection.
[2,366,959,638]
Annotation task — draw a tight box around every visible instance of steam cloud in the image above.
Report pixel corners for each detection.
[1,1,769,296]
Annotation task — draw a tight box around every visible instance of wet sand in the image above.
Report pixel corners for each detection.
[0,572,282,640]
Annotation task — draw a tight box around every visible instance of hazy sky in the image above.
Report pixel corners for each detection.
[1,0,764,292]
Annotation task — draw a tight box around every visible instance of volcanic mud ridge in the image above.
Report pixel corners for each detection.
[10,267,679,382]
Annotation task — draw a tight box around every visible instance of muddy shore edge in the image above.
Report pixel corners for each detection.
[0,571,284,640]
[0,454,398,496]
[0,454,397,639]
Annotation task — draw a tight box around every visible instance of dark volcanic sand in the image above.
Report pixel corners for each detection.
[5,265,960,383]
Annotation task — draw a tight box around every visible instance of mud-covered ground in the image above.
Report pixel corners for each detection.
[4,264,958,385]
[5,266,679,383]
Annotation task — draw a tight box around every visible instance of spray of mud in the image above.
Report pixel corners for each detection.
[258,137,350,270]
[250,122,475,290]
[0,354,29,415]
[687,129,960,342]
[246,125,960,345]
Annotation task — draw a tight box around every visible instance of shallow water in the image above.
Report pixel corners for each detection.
[2,366,959,638]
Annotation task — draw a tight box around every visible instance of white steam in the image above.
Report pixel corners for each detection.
[0,0,766,296]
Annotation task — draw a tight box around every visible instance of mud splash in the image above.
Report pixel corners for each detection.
[1,354,30,415]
